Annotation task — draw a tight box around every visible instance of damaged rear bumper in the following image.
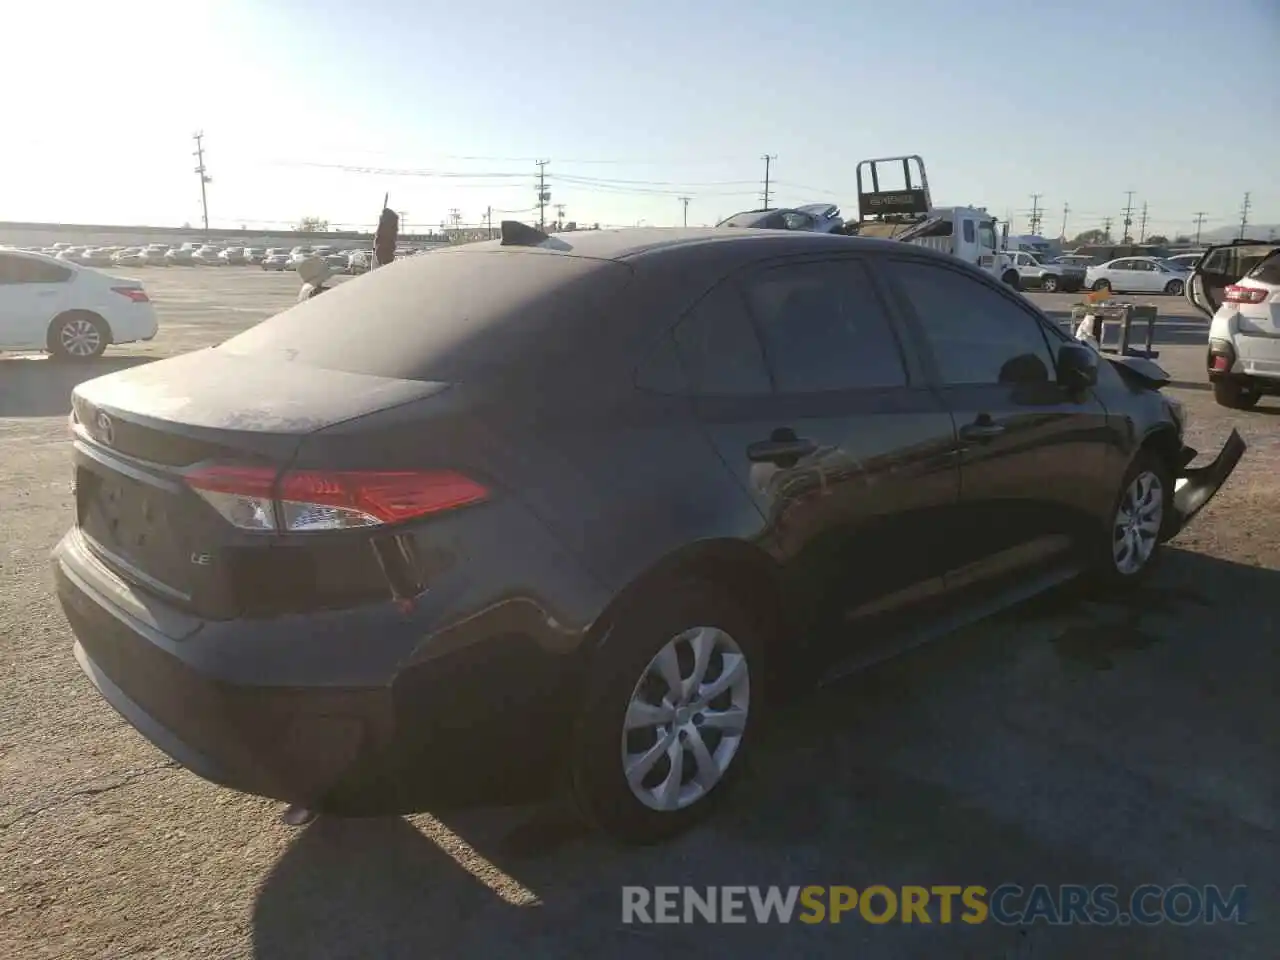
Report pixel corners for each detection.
[1170,429,1247,533]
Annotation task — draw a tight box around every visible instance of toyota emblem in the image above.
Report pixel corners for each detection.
[95,411,115,447]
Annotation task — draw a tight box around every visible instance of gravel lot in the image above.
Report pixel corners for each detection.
[1,269,1276,959]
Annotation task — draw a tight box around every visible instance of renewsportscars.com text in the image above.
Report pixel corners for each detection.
[621,884,1249,926]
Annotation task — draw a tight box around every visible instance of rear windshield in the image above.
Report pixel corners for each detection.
[216,249,633,381]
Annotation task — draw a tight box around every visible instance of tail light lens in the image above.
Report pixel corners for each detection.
[1223,284,1268,304]
[112,286,150,303]
[185,465,489,532]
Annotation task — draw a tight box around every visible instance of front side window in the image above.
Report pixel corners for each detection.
[885,259,1056,386]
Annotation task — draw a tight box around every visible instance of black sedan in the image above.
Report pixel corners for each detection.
[53,225,1244,844]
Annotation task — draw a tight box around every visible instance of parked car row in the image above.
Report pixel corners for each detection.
[7,241,385,274]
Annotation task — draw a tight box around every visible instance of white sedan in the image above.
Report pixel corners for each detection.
[1086,256,1189,295]
[0,249,158,359]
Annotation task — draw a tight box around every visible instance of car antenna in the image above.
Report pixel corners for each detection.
[500,220,550,247]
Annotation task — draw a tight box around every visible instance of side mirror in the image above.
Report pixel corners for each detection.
[1057,343,1098,390]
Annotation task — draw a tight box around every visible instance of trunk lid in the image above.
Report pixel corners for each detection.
[69,350,450,617]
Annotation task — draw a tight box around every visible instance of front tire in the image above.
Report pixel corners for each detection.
[1213,380,1261,410]
[569,581,763,845]
[1092,279,1112,292]
[1041,275,1059,293]
[1090,450,1171,589]
[48,312,108,361]
[1164,279,1185,296]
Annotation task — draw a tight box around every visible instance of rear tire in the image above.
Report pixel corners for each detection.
[1164,279,1184,296]
[1041,275,1059,293]
[568,581,764,845]
[1213,380,1261,410]
[1092,279,1112,292]
[1002,270,1020,290]
[48,312,108,361]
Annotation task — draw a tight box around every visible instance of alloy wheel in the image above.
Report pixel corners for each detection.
[59,318,102,358]
[621,626,750,812]
[1113,470,1164,575]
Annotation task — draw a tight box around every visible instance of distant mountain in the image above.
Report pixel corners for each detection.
[1198,224,1280,243]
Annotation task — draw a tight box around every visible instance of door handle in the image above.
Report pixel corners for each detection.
[747,437,817,465]
[959,418,1005,442]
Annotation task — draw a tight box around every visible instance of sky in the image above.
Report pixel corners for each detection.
[2,0,1278,239]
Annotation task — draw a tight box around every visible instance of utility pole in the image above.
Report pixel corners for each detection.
[760,154,776,209]
[678,196,691,227]
[1192,211,1208,245]
[398,211,408,239]
[1138,201,1149,243]
[1121,191,1136,243]
[1238,192,1252,240]
[448,208,461,241]
[485,206,493,240]
[554,203,566,230]
[1028,194,1043,236]
[535,160,550,231]
[1102,217,1114,241]
[192,132,211,237]
[1060,203,1070,239]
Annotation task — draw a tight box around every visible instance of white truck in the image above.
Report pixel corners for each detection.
[843,155,1020,287]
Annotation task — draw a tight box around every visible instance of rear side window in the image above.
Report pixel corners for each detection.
[1246,251,1280,286]
[672,282,771,396]
[0,254,71,283]
[216,250,633,381]
[741,259,908,393]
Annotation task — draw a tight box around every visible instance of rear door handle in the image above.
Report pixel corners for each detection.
[747,438,817,464]
[959,420,1005,442]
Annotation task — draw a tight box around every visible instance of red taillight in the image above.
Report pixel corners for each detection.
[184,465,488,532]
[112,286,150,303]
[1223,284,1268,304]
[1210,354,1231,372]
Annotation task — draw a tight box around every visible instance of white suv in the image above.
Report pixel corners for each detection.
[1189,241,1280,409]
[0,249,159,360]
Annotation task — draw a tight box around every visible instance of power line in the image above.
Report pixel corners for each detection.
[1028,194,1043,235]
[1192,211,1208,245]
[760,154,776,209]
[192,132,211,238]
[1238,192,1252,240]
[535,160,550,231]
[1121,191,1136,243]
[678,196,691,227]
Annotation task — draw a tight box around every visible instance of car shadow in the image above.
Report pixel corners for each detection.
[251,548,1278,959]
[0,355,155,417]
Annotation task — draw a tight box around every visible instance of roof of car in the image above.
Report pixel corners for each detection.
[434,226,929,265]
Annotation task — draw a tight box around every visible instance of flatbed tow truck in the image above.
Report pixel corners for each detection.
[841,155,1020,287]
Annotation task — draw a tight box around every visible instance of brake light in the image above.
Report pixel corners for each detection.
[1210,354,1231,372]
[112,286,150,303]
[184,465,489,532]
[1223,284,1268,304]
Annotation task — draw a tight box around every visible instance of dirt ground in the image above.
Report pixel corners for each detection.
[1,270,1276,959]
